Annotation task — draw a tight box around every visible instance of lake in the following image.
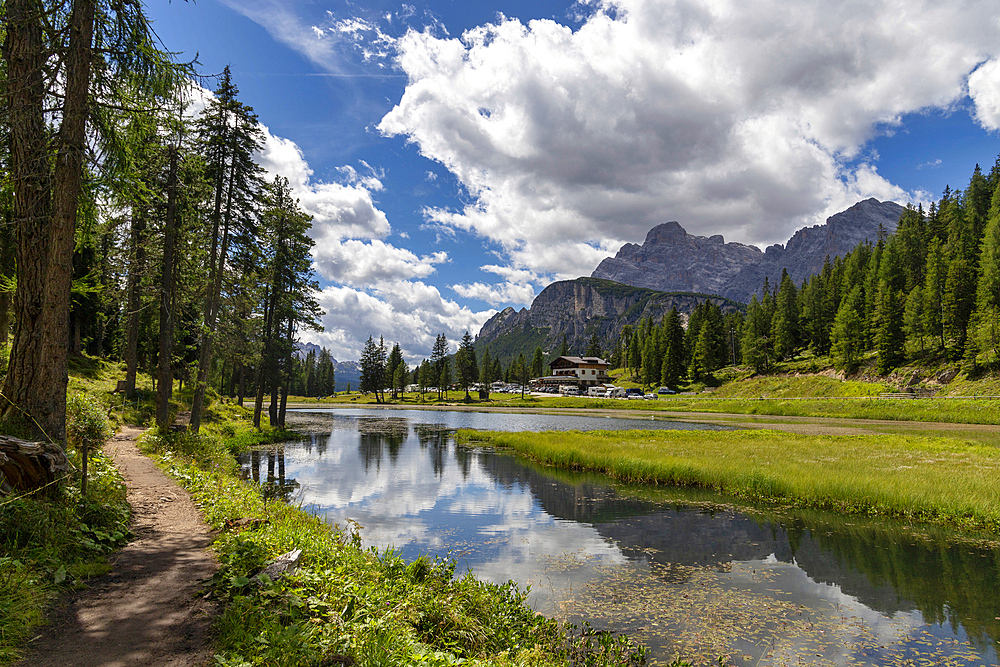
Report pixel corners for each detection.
[240,408,1000,666]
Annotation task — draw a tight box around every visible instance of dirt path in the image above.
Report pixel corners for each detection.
[17,426,219,667]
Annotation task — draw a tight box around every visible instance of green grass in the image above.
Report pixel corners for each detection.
[0,449,130,666]
[458,428,1000,534]
[140,427,650,667]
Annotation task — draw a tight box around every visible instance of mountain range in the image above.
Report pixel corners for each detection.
[591,198,905,302]
[474,278,743,363]
[475,198,906,362]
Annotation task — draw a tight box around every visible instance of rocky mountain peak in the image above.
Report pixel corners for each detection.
[592,199,905,302]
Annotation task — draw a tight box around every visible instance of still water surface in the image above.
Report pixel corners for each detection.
[242,408,1000,667]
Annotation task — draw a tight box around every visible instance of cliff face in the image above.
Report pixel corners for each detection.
[592,221,763,298]
[474,278,742,362]
[592,199,906,302]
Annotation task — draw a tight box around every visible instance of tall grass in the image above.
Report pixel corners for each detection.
[458,429,1000,534]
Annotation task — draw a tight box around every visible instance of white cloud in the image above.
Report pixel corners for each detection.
[218,0,347,73]
[378,0,1000,279]
[256,126,391,241]
[313,239,448,285]
[451,281,536,307]
[969,58,1000,131]
[305,283,495,364]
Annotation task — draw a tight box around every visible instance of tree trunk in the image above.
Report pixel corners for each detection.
[123,212,147,397]
[156,147,179,430]
[0,213,15,352]
[237,363,245,407]
[0,435,70,494]
[2,0,94,446]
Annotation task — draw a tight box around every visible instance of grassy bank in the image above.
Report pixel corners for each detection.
[458,428,1000,534]
[139,419,649,667]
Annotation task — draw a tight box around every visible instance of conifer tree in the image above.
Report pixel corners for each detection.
[771,270,799,361]
[531,346,545,379]
[456,331,478,399]
[971,185,1000,361]
[831,287,865,374]
[431,333,449,399]
[387,343,405,399]
[586,332,602,357]
[191,67,265,432]
[922,238,947,350]
[660,308,685,388]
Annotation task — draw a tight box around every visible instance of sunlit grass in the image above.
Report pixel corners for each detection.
[458,429,1000,534]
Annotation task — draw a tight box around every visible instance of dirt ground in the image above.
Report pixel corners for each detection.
[16,426,219,667]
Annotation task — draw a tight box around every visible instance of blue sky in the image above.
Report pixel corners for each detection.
[146,0,1000,363]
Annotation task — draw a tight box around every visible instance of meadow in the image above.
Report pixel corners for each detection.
[457,428,1000,535]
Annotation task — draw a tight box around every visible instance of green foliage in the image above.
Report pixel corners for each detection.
[66,394,113,453]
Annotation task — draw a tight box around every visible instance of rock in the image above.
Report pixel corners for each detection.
[475,277,743,360]
[251,548,302,584]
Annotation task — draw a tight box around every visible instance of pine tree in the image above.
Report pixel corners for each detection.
[874,240,906,374]
[387,343,405,399]
[252,176,323,428]
[903,285,926,357]
[971,185,1000,361]
[660,308,685,388]
[586,332,602,357]
[831,287,865,374]
[359,336,385,401]
[922,238,947,350]
[531,346,545,379]
[479,347,493,399]
[456,331,478,399]
[771,270,799,361]
[742,295,773,374]
[431,333,449,400]
[191,67,266,432]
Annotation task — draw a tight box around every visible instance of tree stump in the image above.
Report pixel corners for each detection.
[0,435,70,494]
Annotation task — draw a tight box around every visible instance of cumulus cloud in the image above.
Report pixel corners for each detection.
[969,58,1000,131]
[313,239,448,285]
[306,283,495,364]
[451,281,536,307]
[256,126,391,241]
[378,0,1000,279]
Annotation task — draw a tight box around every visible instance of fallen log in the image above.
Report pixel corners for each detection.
[0,435,70,495]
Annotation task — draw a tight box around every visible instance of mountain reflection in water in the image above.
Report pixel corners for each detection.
[240,410,1000,667]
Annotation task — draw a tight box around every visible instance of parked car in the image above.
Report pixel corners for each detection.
[657,386,676,395]
[644,393,657,400]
